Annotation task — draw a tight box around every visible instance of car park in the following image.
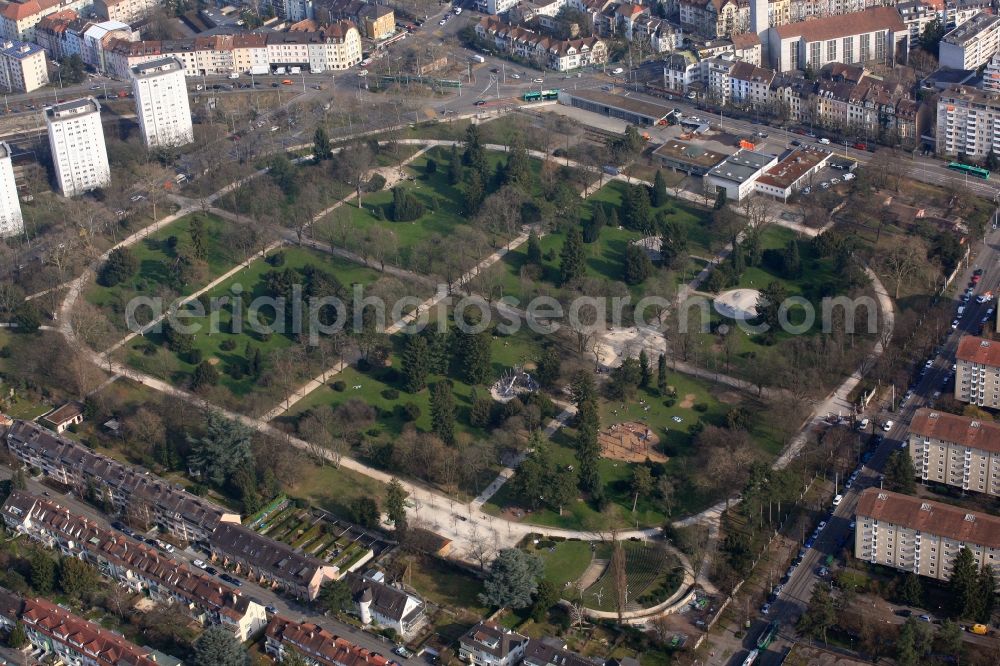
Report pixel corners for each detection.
[843,172,855,181]
[818,520,827,531]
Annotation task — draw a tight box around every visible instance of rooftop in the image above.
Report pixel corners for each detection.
[0,39,42,60]
[564,89,672,119]
[707,149,775,183]
[652,140,728,168]
[131,56,184,78]
[910,408,1000,454]
[460,621,529,660]
[956,335,1000,366]
[41,401,83,426]
[45,97,101,120]
[857,488,1000,549]
[756,147,830,189]
[943,11,1000,47]
[210,522,336,587]
[346,572,424,623]
[774,6,906,42]
[266,616,400,666]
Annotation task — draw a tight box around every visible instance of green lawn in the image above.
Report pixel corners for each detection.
[529,540,594,589]
[280,324,544,439]
[86,213,234,325]
[407,556,487,615]
[485,371,782,526]
[494,180,715,302]
[125,246,392,399]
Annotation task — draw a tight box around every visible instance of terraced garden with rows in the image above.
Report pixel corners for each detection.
[249,498,389,572]
[583,541,684,612]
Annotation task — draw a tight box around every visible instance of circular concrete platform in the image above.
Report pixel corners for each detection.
[714,288,761,321]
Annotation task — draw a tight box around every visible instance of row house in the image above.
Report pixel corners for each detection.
[476,16,607,71]
[661,51,702,93]
[631,15,682,53]
[0,589,160,665]
[0,0,90,43]
[6,419,241,542]
[855,488,1000,582]
[1,490,267,640]
[33,8,74,61]
[265,615,401,666]
[732,31,763,65]
[729,60,775,106]
[210,522,352,601]
[99,22,360,79]
[908,408,1000,497]
[315,0,396,41]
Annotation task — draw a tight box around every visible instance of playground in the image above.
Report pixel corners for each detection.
[489,365,540,403]
[597,421,666,463]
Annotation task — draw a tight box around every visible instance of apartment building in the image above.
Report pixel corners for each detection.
[0,0,90,42]
[855,488,1000,581]
[0,590,159,665]
[940,12,1000,70]
[459,621,529,666]
[94,0,158,24]
[955,335,1000,406]
[678,0,748,39]
[729,60,775,107]
[1,490,267,640]
[0,38,45,92]
[44,98,110,197]
[908,408,1000,497]
[475,16,607,71]
[210,523,346,601]
[33,8,75,60]
[898,0,938,48]
[346,571,426,639]
[265,615,401,666]
[357,4,395,41]
[6,419,241,541]
[130,57,193,149]
[764,6,906,72]
[705,149,778,201]
[0,141,22,237]
[523,638,598,666]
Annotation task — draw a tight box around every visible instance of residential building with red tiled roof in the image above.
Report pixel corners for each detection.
[855,488,1000,581]
[908,408,1000,496]
[955,335,1000,407]
[0,0,88,42]
[265,615,401,666]
[475,16,607,71]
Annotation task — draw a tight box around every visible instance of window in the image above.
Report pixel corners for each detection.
[810,41,820,68]
[827,40,837,62]
[860,32,871,61]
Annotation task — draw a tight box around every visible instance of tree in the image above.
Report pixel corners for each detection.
[881,237,925,300]
[652,169,667,207]
[313,126,332,161]
[463,124,487,177]
[385,477,408,531]
[191,360,220,389]
[464,169,486,216]
[900,572,923,606]
[935,620,963,663]
[630,465,653,512]
[783,239,802,278]
[531,579,560,622]
[621,184,653,233]
[192,625,249,666]
[30,552,55,594]
[976,563,996,622]
[13,301,40,333]
[535,346,561,388]
[479,548,544,609]
[559,226,586,286]
[187,410,254,488]
[318,580,353,614]
[98,247,137,287]
[7,621,26,649]
[884,450,916,494]
[448,144,463,185]
[756,281,788,332]
[948,546,980,619]
[401,334,430,393]
[526,230,542,264]
[392,186,424,222]
[430,381,456,445]
[623,244,653,285]
[986,149,999,172]
[350,496,380,528]
[657,353,668,395]
[584,204,606,243]
[896,618,921,666]
[505,139,533,189]
[58,557,99,599]
[638,349,652,388]
[799,584,836,643]
[454,325,492,385]
[919,18,946,57]
[659,219,688,269]
[548,467,577,516]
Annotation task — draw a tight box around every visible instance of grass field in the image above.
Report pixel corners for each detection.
[86,212,235,328]
[125,246,391,398]
[529,539,594,589]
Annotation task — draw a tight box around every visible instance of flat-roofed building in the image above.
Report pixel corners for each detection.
[131,56,193,148]
[652,140,727,176]
[909,408,1000,496]
[855,488,1000,581]
[0,38,46,92]
[44,97,110,197]
[704,149,778,201]
[940,12,1000,70]
[754,146,831,200]
[0,141,21,237]
[955,335,1000,407]
[557,89,670,126]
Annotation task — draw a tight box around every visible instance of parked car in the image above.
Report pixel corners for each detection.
[832,494,843,506]
[895,609,913,618]
[760,603,771,615]
[882,420,894,431]
[205,566,219,576]
[193,559,207,569]
[220,573,242,587]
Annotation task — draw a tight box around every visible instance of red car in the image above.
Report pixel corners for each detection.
[972,274,982,284]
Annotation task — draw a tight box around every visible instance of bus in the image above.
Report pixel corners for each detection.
[522,89,560,102]
[757,621,779,650]
[948,162,991,179]
[741,649,759,666]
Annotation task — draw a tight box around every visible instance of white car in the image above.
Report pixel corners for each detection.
[843,173,855,181]
[832,494,843,506]
[857,417,869,430]
[819,137,831,145]
[510,73,520,79]
[802,186,811,194]
[533,78,544,83]
[821,182,830,189]
[830,177,840,184]
[671,416,683,423]
[952,319,960,329]
[611,67,624,75]
[193,559,207,569]
[882,420,894,432]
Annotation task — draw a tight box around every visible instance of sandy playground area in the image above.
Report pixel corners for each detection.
[598,421,667,463]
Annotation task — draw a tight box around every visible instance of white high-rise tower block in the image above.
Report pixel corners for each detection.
[45,98,110,198]
[750,0,768,36]
[0,142,22,237]
[131,57,193,149]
